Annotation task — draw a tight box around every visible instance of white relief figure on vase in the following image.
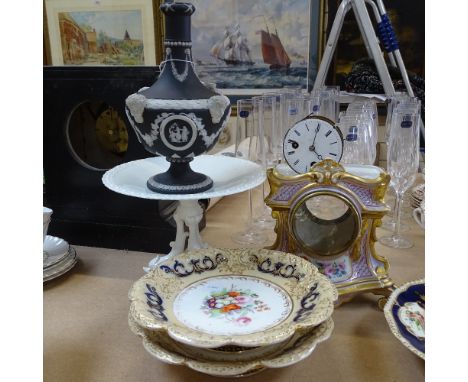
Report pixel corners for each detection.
[168,123,190,144]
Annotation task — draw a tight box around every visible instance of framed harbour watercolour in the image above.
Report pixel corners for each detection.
[189,0,325,103]
[44,0,164,66]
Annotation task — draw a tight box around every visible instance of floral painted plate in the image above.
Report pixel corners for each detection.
[129,248,337,348]
[384,279,425,359]
[129,314,334,377]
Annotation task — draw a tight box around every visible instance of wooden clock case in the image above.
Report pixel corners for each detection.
[44,66,206,253]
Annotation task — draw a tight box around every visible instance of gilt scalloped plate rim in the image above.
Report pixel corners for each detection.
[129,313,334,377]
[129,248,338,348]
[383,278,425,360]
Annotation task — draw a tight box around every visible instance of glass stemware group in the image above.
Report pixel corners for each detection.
[231,87,339,245]
[229,88,422,250]
[338,100,378,165]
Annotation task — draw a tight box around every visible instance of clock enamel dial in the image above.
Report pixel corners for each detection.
[283,116,344,174]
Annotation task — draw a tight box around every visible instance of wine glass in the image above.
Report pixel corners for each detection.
[250,95,280,231]
[379,106,420,248]
[257,95,281,167]
[346,100,378,163]
[380,186,410,232]
[338,112,374,165]
[307,90,322,116]
[380,95,419,231]
[320,88,339,121]
[231,99,269,245]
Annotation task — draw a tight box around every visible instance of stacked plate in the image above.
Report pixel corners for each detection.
[384,279,425,360]
[410,183,425,209]
[128,248,337,377]
[43,235,77,282]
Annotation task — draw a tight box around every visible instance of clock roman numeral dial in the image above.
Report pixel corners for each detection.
[283,117,343,174]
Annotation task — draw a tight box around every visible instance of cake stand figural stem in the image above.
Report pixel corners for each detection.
[145,200,208,272]
[102,155,266,274]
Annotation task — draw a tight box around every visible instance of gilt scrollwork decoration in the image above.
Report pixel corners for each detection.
[160,253,228,277]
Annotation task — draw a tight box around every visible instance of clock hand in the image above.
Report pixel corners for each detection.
[309,145,323,160]
[312,124,320,146]
[309,124,321,152]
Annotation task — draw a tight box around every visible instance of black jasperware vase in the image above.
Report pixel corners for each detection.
[125,2,231,194]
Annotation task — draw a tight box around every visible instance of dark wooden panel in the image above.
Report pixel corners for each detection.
[43,66,205,253]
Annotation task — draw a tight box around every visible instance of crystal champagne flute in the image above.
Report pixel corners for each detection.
[379,106,420,248]
[380,96,419,232]
[251,95,278,231]
[231,99,269,245]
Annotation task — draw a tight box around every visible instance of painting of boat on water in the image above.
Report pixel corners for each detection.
[191,0,315,90]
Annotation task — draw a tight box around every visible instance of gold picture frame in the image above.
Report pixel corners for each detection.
[43,0,165,66]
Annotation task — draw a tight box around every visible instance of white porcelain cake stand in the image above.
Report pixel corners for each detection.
[102,155,265,272]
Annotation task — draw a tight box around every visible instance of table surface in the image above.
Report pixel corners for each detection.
[44,190,425,382]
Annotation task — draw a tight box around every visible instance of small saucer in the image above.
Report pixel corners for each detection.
[43,246,77,282]
[43,236,69,269]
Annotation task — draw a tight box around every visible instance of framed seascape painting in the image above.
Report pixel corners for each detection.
[189,0,325,103]
[44,0,164,66]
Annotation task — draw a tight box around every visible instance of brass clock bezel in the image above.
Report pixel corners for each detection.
[283,114,344,174]
[288,190,362,259]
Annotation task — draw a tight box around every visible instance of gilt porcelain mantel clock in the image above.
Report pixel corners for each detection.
[267,115,394,305]
[266,160,394,304]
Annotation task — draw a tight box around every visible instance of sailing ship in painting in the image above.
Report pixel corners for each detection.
[257,24,291,70]
[210,24,254,66]
[191,0,310,89]
[209,22,291,70]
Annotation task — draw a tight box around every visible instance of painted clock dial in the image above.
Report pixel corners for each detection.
[283,116,343,174]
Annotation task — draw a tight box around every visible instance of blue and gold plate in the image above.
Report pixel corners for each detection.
[384,279,425,359]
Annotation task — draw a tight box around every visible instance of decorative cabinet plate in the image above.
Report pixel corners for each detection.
[129,314,334,377]
[128,248,337,348]
[384,279,425,359]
